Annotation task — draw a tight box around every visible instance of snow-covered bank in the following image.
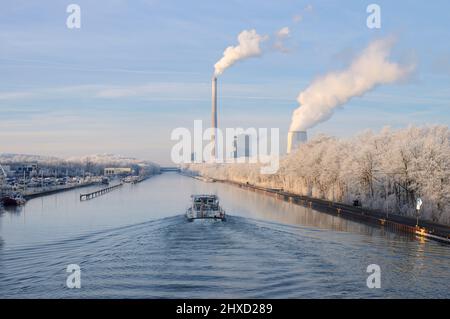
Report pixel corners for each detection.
[184,126,450,226]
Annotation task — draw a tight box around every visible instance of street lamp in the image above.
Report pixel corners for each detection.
[416,197,423,227]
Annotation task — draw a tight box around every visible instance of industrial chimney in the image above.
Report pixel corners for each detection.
[211,76,218,159]
[287,131,307,154]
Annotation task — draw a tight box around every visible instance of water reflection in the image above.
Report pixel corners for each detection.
[2,206,22,215]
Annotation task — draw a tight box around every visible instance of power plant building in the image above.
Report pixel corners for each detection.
[287,131,307,154]
[244,135,250,157]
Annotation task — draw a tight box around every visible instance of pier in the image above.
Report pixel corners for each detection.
[80,183,123,201]
[23,182,96,200]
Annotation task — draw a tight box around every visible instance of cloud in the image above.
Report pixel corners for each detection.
[293,4,313,24]
[276,27,290,38]
[0,82,296,102]
[273,27,290,53]
[0,91,34,100]
[0,83,208,101]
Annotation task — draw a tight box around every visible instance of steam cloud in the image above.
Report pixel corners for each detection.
[214,29,266,76]
[289,37,414,132]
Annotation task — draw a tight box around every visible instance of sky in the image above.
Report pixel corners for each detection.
[0,0,449,164]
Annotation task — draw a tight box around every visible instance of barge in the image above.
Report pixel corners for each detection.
[186,194,226,221]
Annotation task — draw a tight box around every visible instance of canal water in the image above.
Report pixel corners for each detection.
[0,173,449,298]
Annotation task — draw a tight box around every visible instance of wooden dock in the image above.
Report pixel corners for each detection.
[80,183,123,201]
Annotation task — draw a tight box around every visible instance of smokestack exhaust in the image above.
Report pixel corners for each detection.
[287,131,307,154]
[211,76,218,158]
[288,38,413,132]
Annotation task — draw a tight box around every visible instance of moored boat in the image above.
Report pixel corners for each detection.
[1,192,26,207]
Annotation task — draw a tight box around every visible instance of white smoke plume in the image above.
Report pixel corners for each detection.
[289,37,415,132]
[214,29,267,76]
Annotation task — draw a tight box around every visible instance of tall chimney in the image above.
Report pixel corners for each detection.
[287,131,307,154]
[211,76,218,158]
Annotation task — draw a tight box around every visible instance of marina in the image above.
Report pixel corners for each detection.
[0,161,158,207]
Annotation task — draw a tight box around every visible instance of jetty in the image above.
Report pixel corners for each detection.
[80,183,123,201]
[23,182,96,200]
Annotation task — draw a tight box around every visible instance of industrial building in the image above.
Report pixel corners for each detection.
[287,131,308,154]
[7,163,38,177]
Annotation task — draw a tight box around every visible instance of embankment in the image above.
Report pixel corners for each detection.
[23,182,97,200]
[212,177,450,244]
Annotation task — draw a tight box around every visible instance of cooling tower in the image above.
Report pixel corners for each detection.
[211,76,218,158]
[287,131,307,154]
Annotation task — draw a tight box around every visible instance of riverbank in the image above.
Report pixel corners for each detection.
[179,172,215,183]
[206,177,450,244]
[22,182,97,200]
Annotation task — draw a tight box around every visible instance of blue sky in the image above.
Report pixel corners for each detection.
[1,0,449,164]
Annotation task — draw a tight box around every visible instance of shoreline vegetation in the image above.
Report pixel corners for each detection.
[184,125,450,227]
[210,177,450,243]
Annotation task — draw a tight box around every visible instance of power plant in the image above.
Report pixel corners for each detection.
[287,131,307,154]
[211,76,218,159]
[211,72,307,158]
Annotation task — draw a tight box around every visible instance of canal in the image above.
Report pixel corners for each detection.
[0,172,449,298]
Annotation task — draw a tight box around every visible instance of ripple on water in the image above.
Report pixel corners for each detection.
[0,214,449,298]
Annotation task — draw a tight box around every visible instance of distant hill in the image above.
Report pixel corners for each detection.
[0,153,62,164]
[0,153,159,168]
[66,154,152,166]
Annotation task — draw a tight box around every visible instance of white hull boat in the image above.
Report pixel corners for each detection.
[186,194,226,221]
